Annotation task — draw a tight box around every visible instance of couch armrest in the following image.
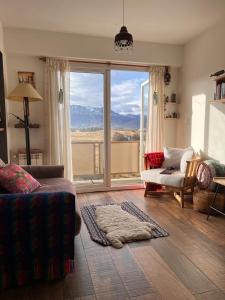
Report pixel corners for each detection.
[22,165,64,178]
[0,191,79,288]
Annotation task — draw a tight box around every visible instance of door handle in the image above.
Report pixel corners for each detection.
[0,128,5,132]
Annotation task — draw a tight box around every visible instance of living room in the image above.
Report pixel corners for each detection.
[0,1,225,299]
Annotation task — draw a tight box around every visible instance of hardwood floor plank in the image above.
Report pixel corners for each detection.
[108,246,156,297]
[131,246,196,300]
[150,238,217,294]
[64,236,95,299]
[195,289,225,300]
[84,246,129,297]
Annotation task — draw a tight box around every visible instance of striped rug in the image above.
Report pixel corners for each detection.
[81,201,169,246]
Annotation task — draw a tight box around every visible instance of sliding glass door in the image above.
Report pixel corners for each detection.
[70,71,106,187]
[110,70,149,186]
[70,65,149,191]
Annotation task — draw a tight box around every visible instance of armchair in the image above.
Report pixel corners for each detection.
[141,151,200,208]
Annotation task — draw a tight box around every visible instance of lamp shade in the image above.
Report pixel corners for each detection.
[7,83,43,102]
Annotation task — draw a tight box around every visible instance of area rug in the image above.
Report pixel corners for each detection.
[81,201,169,247]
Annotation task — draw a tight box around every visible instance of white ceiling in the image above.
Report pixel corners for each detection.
[0,0,225,45]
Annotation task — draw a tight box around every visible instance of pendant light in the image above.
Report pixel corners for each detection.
[114,0,133,52]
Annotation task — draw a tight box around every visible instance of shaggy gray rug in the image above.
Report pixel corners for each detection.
[81,201,169,247]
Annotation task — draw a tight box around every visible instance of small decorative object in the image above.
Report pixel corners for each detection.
[58,88,64,103]
[153,91,158,105]
[165,96,169,103]
[18,71,35,87]
[171,93,176,102]
[210,70,225,78]
[114,0,133,52]
[14,122,40,128]
[164,66,171,85]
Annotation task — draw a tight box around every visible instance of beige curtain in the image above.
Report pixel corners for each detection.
[44,58,72,179]
[146,66,165,152]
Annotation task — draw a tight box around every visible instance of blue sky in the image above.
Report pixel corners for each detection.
[70,70,149,115]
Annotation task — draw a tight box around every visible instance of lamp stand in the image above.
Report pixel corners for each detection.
[23,97,31,165]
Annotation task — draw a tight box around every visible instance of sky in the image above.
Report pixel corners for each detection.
[70,70,149,115]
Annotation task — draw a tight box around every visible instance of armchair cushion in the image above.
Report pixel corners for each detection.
[180,148,194,173]
[141,168,185,188]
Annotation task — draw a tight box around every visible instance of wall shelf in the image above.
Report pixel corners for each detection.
[209,98,225,104]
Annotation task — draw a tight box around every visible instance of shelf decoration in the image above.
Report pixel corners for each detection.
[164,93,179,119]
[209,72,225,103]
[18,71,35,87]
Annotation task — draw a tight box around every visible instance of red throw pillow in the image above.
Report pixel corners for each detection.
[144,152,164,169]
[0,164,40,193]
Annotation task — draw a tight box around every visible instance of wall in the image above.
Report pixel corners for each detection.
[177,19,225,162]
[6,55,45,160]
[4,28,183,67]
[4,28,182,160]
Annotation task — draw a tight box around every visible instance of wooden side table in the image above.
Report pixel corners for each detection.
[207,177,225,220]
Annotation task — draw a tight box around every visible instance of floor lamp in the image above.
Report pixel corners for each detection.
[8,83,43,165]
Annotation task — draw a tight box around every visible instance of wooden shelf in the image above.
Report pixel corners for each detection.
[213,74,225,81]
[209,98,225,104]
[164,117,179,120]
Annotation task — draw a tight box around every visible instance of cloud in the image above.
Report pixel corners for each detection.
[70,70,148,115]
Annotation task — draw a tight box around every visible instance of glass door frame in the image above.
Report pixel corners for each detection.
[70,62,149,193]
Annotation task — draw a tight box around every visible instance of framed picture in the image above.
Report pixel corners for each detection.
[18,71,35,87]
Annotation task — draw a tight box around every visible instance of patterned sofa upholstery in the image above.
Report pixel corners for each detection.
[0,165,81,289]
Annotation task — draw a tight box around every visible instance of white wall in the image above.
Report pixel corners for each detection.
[4,28,182,160]
[6,55,45,159]
[4,28,183,67]
[177,19,225,162]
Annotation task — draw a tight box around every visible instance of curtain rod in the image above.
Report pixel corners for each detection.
[39,57,165,69]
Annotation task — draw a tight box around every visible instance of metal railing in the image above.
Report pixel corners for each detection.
[71,140,140,180]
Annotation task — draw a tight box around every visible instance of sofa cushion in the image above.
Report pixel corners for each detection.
[141,168,185,188]
[0,163,40,193]
[36,177,75,194]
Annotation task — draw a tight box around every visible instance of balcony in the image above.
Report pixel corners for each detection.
[71,140,141,184]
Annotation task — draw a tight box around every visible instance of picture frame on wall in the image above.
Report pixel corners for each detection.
[18,71,35,87]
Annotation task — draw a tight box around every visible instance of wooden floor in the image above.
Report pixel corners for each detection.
[1,190,225,300]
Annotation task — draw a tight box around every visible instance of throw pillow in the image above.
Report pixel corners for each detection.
[162,146,193,169]
[0,163,40,193]
[144,152,164,169]
[180,148,194,173]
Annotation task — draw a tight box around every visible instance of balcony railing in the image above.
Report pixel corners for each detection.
[71,140,140,180]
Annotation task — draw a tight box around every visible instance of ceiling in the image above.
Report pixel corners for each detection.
[0,0,225,45]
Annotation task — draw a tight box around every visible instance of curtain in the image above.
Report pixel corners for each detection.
[44,58,72,180]
[146,66,165,152]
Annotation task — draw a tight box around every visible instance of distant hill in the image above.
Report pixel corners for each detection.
[70,105,140,129]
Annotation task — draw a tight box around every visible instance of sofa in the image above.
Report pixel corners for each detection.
[0,165,81,289]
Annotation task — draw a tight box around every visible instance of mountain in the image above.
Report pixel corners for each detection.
[70,105,140,129]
